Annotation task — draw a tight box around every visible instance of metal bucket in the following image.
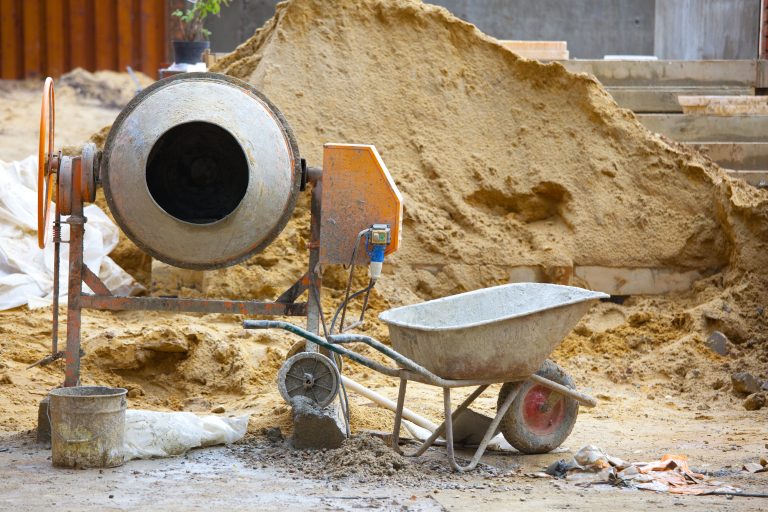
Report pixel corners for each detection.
[49,386,127,468]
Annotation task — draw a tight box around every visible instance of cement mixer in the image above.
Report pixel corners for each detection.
[35,73,403,429]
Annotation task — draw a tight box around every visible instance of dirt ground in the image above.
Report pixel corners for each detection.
[1,1,767,509]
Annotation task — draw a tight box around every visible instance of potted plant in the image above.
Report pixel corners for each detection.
[172,0,231,65]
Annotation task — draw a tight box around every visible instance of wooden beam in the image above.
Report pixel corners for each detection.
[0,0,22,79]
[22,0,41,78]
[607,86,755,113]
[689,142,768,170]
[559,59,758,87]
[725,170,768,186]
[637,114,768,143]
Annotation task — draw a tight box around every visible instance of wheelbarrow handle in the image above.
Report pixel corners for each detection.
[243,320,402,378]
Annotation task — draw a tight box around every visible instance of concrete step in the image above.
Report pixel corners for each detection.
[689,142,768,170]
[607,86,755,113]
[637,114,768,143]
[558,59,762,87]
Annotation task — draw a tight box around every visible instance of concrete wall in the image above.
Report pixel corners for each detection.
[206,0,279,53]
[206,0,758,60]
[432,0,655,58]
[654,0,760,59]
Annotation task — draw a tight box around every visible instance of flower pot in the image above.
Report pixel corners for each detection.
[172,40,210,65]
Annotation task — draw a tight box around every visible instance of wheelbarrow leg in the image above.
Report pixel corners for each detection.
[394,384,489,458]
[391,377,408,454]
[445,383,522,472]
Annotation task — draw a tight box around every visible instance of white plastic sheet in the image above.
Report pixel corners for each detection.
[123,409,250,460]
[0,156,137,310]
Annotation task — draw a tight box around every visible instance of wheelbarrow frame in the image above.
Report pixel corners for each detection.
[244,320,596,472]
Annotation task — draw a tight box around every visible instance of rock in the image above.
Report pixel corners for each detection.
[0,373,13,385]
[126,386,144,398]
[743,462,766,473]
[141,337,189,353]
[211,405,225,414]
[743,392,767,411]
[732,372,761,395]
[705,331,729,356]
[263,427,284,443]
[290,396,346,450]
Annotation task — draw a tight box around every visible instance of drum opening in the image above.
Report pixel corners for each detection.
[146,121,248,224]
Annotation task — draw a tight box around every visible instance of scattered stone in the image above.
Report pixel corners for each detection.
[743,392,767,411]
[211,406,226,414]
[711,378,726,390]
[731,372,761,395]
[126,386,144,399]
[0,372,13,385]
[743,462,766,473]
[704,331,729,356]
[263,427,284,443]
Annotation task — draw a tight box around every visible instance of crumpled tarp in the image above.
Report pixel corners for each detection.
[0,156,137,310]
[124,410,249,460]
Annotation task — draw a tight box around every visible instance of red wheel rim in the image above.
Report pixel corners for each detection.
[521,385,566,435]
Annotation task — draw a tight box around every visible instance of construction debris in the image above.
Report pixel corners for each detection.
[543,447,744,495]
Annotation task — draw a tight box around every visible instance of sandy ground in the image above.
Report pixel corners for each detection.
[1,388,766,511]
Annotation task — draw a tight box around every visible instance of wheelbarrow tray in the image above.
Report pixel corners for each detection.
[379,283,608,381]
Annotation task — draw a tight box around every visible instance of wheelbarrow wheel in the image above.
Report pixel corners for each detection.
[277,352,340,408]
[497,360,579,454]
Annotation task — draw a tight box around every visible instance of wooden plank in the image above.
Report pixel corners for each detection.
[499,40,569,60]
[725,170,768,186]
[139,0,164,78]
[689,143,768,170]
[574,266,708,296]
[678,95,768,115]
[116,0,135,71]
[607,86,755,113]
[637,114,768,143]
[44,0,66,78]
[0,0,22,78]
[22,0,41,78]
[94,0,117,70]
[69,0,89,70]
[558,59,758,87]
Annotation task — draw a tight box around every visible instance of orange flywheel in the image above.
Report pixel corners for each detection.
[38,77,56,249]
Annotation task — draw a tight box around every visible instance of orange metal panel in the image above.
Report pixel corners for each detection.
[93,0,116,70]
[116,0,135,72]
[319,144,403,265]
[1,0,22,79]
[22,0,42,78]
[44,0,66,78]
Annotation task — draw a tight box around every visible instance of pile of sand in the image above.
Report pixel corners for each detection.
[2,0,768,434]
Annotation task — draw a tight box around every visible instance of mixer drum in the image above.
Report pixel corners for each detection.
[102,73,301,269]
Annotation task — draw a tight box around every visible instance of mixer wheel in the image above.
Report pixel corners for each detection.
[278,352,340,408]
[286,339,342,371]
[497,360,579,454]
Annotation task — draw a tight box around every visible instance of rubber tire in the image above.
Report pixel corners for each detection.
[497,360,579,454]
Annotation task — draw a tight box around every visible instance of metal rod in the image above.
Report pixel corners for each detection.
[51,210,61,354]
[529,373,597,407]
[81,295,307,316]
[64,159,84,387]
[305,175,323,352]
[445,383,520,472]
[398,385,489,458]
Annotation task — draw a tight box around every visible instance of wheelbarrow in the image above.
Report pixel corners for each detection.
[244,283,608,471]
